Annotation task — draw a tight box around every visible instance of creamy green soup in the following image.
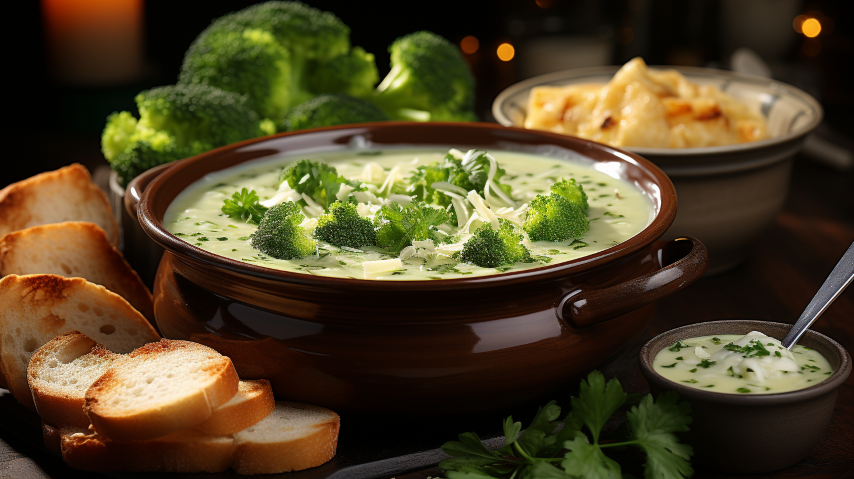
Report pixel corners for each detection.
[164,148,654,280]
[653,332,833,394]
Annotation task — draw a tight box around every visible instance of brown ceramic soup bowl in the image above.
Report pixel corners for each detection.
[134,122,709,414]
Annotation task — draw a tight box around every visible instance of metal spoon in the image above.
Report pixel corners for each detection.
[781,241,854,349]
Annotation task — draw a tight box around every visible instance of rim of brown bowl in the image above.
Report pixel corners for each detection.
[639,320,852,406]
[137,122,677,291]
[492,65,823,159]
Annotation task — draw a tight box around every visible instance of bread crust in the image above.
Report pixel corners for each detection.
[60,428,235,473]
[0,164,119,246]
[232,402,340,475]
[0,274,159,409]
[28,331,123,429]
[84,339,240,442]
[0,222,154,323]
[195,379,275,436]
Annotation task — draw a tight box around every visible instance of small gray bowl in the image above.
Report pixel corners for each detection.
[639,320,851,474]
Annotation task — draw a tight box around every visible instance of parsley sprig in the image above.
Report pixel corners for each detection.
[221,188,268,225]
[440,371,694,479]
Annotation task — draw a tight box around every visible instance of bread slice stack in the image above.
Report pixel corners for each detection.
[28,333,339,474]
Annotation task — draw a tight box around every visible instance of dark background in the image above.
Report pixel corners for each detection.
[6,0,854,185]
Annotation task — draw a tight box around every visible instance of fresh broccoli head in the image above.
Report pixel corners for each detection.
[523,193,589,242]
[179,26,308,122]
[313,202,377,248]
[371,31,477,122]
[101,84,274,185]
[550,178,589,215]
[460,219,533,268]
[179,1,355,123]
[309,46,379,98]
[283,94,389,132]
[110,139,183,187]
[226,1,350,63]
[373,201,450,253]
[250,201,317,259]
[278,159,364,210]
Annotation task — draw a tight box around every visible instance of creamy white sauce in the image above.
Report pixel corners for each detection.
[653,332,833,394]
[164,148,654,280]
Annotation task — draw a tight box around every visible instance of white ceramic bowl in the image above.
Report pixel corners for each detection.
[493,66,822,274]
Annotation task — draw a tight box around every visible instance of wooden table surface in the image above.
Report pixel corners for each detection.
[1,152,852,478]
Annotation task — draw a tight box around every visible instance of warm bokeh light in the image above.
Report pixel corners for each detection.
[497,43,515,61]
[535,0,554,8]
[460,36,479,54]
[793,15,808,33]
[802,18,821,38]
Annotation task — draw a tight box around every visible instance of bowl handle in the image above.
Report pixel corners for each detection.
[123,162,181,221]
[557,237,709,328]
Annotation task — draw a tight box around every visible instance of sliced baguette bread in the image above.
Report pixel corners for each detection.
[232,401,340,475]
[56,402,340,474]
[0,274,160,410]
[28,331,124,429]
[0,222,154,322]
[195,379,275,436]
[0,164,119,247]
[84,339,240,442]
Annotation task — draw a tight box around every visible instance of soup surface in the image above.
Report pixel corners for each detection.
[653,332,833,394]
[164,148,654,280]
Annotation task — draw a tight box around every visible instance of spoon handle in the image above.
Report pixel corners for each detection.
[782,241,854,349]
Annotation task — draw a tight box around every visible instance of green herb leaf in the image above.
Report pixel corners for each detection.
[668,341,686,352]
[698,359,716,368]
[562,436,623,479]
[625,392,694,479]
[221,188,268,225]
[569,372,627,444]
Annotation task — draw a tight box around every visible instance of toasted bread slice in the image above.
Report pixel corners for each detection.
[232,401,340,475]
[59,427,235,473]
[84,339,239,442]
[0,274,159,410]
[194,379,275,436]
[0,222,154,323]
[28,331,124,429]
[55,402,339,474]
[0,164,119,246]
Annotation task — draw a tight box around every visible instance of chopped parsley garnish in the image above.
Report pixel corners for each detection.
[196,237,209,242]
[682,379,698,384]
[736,388,751,393]
[710,337,721,344]
[603,211,624,218]
[570,240,589,250]
[723,340,770,358]
[661,363,678,368]
[675,356,684,360]
[698,359,716,368]
[689,368,697,373]
[775,351,782,357]
[216,237,228,241]
[668,341,687,352]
